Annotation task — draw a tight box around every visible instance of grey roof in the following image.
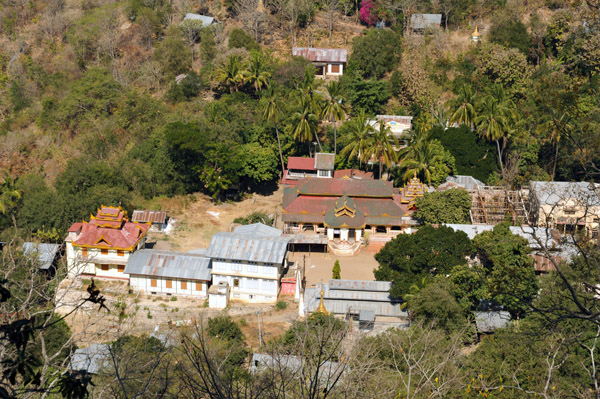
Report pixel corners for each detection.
[359,309,375,322]
[329,279,392,292]
[188,248,207,255]
[530,181,600,207]
[315,153,335,170]
[182,13,215,26]
[410,14,442,30]
[250,353,344,382]
[474,311,511,333]
[70,343,110,374]
[443,175,485,191]
[125,249,212,281]
[22,242,60,270]
[444,223,558,248]
[305,281,407,318]
[206,231,291,264]
[132,210,167,224]
[292,47,347,63]
[234,223,282,237]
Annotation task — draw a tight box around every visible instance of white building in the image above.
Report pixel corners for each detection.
[205,223,291,304]
[65,206,150,279]
[125,249,212,297]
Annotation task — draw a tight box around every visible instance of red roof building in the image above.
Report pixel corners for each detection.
[282,153,335,186]
[66,206,150,279]
[282,178,420,255]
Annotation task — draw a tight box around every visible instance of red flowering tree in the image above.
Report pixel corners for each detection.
[360,0,377,26]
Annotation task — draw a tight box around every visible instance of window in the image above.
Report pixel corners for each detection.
[101,249,108,255]
[233,279,240,287]
[117,250,124,257]
[151,279,157,288]
[195,282,202,291]
[100,264,109,271]
[318,169,330,177]
[117,265,125,273]
[166,279,172,289]
[330,64,340,73]
[564,209,576,215]
[181,281,187,290]
[82,248,88,257]
[233,262,242,272]
[247,278,260,290]
[248,264,258,273]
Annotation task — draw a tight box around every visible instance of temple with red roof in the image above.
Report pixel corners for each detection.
[65,206,150,279]
[282,177,423,255]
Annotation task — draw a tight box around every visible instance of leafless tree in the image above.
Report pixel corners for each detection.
[321,0,340,44]
[235,0,268,43]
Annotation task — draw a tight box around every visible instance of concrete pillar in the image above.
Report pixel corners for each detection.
[356,229,362,241]
[386,226,391,235]
[327,228,334,240]
[341,228,349,241]
[299,223,304,232]
[313,224,318,232]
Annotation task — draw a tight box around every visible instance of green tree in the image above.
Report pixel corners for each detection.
[215,54,245,93]
[343,74,390,115]
[0,174,21,217]
[397,138,443,185]
[489,19,531,54]
[321,80,349,153]
[332,260,341,279]
[414,189,472,224]
[228,28,260,51]
[473,222,538,317]
[339,111,374,168]
[243,51,271,93]
[261,87,286,176]
[449,263,489,312]
[153,26,192,80]
[347,28,402,79]
[288,96,321,151]
[447,85,477,128]
[239,142,278,185]
[374,225,474,297]
[408,280,466,332]
[207,316,245,343]
[363,121,398,179]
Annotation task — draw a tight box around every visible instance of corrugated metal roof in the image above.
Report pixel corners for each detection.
[234,223,282,237]
[22,242,60,270]
[250,353,344,382]
[315,153,335,170]
[474,311,511,333]
[443,223,558,249]
[410,14,442,30]
[292,47,348,63]
[70,343,110,374]
[442,175,485,191]
[206,232,291,264]
[530,181,600,207]
[329,279,392,292]
[359,310,375,322]
[132,210,168,224]
[125,249,212,281]
[182,13,215,26]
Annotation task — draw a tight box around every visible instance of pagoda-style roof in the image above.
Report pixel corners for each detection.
[399,174,426,205]
[296,177,396,198]
[69,206,150,251]
[324,196,366,228]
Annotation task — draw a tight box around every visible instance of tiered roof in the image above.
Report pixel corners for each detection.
[399,174,426,207]
[282,178,411,227]
[69,206,150,251]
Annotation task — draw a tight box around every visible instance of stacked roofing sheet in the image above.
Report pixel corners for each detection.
[530,181,600,206]
[125,249,212,281]
[410,14,442,30]
[131,210,168,224]
[22,242,61,270]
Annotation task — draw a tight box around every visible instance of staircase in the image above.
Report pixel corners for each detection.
[328,239,362,256]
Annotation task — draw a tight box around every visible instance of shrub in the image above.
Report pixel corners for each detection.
[332,260,341,279]
[233,211,274,226]
[228,28,260,51]
[276,300,288,310]
[207,316,244,342]
[170,296,177,301]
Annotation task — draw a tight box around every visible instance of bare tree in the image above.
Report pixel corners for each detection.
[321,0,340,44]
[235,0,267,43]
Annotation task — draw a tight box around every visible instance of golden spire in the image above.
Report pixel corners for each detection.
[316,287,329,314]
[473,26,479,37]
[257,0,265,12]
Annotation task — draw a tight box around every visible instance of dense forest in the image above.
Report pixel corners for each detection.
[1,0,600,397]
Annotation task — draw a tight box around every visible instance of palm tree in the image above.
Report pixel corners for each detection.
[243,51,271,93]
[320,81,349,153]
[262,87,286,176]
[447,85,477,128]
[474,95,513,178]
[398,139,443,185]
[0,175,21,227]
[536,110,571,180]
[289,96,321,152]
[214,54,244,93]
[340,112,374,168]
[363,122,398,179]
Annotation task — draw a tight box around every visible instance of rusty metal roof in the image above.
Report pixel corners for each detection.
[125,249,211,281]
[292,47,348,63]
[410,14,442,30]
[131,210,168,224]
[315,153,335,170]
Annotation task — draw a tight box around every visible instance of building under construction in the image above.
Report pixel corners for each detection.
[470,186,530,225]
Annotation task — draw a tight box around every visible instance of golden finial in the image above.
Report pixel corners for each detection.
[316,286,329,314]
[473,26,479,36]
[257,0,265,12]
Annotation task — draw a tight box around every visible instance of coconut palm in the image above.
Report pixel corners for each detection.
[474,95,513,177]
[363,122,398,179]
[0,175,20,215]
[398,139,443,185]
[262,87,286,176]
[340,111,374,168]
[243,51,271,93]
[289,96,321,152]
[320,80,349,153]
[215,54,244,93]
[447,85,477,128]
[536,110,571,180]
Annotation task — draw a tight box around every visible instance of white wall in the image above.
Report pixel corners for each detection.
[129,275,208,297]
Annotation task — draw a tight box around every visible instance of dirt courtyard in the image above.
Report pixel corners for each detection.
[288,250,378,288]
